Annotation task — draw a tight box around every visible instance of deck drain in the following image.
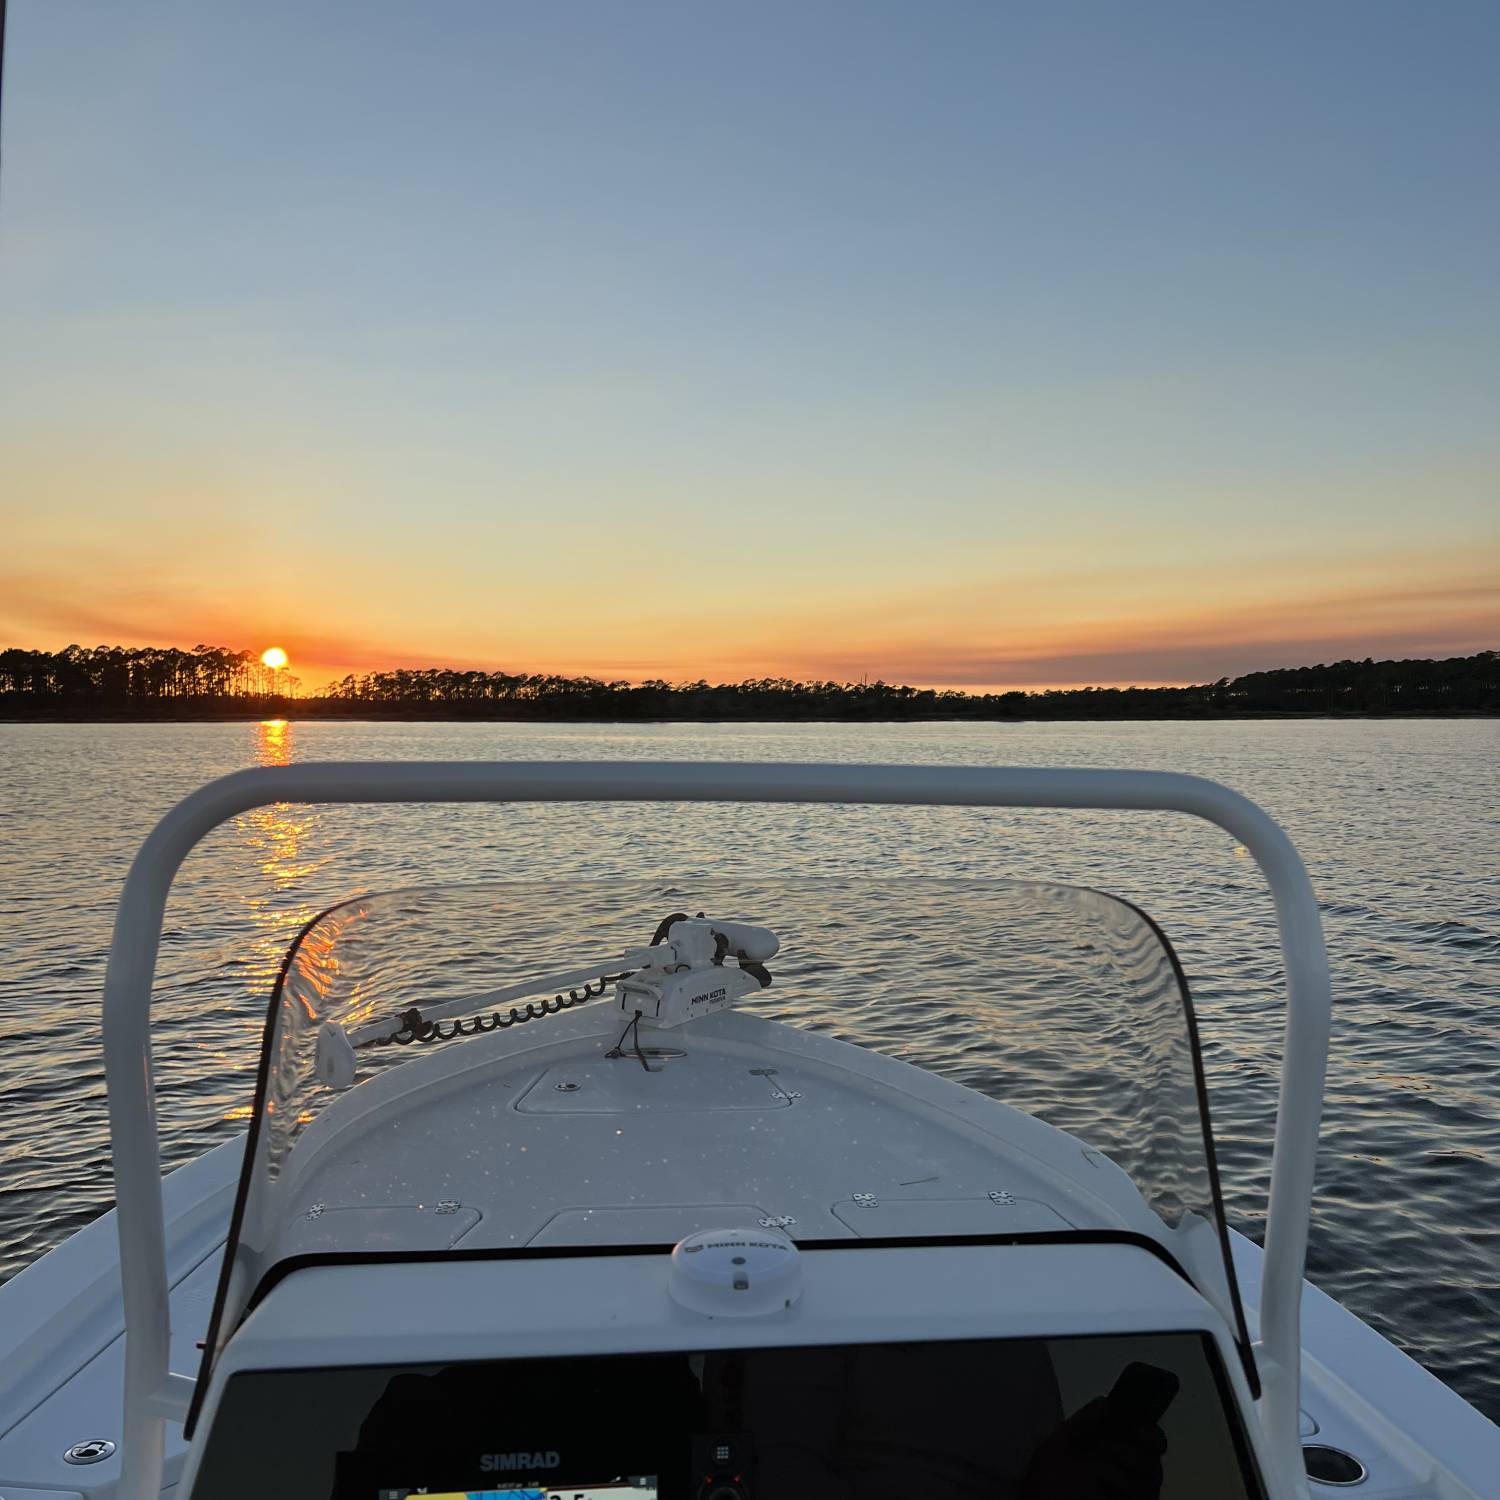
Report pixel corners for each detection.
[1303,1445,1366,1486]
[65,1439,117,1464]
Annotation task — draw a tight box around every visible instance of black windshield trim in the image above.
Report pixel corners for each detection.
[185,896,355,1439]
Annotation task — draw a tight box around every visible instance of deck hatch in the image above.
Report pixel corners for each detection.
[515,1060,796,1114]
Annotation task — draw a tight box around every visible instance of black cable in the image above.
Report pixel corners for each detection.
[604,1009,656,1072]
[370,973,631,1048]
[649,912,689,946]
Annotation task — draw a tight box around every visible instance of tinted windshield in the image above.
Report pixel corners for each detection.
[202,878,1248,1383]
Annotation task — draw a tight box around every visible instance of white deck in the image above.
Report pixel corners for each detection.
[274,1007,1144,1257]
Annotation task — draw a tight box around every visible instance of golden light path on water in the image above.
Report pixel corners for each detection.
[218,719,326,1123]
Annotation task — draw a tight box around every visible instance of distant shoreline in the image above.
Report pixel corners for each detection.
[2,709,1494,725]
[4,646,1496,719]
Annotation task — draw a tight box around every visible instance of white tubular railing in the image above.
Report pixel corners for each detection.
[103,762,1328,1500]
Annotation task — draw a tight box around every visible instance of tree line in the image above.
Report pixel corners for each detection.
[0,644,300,704]
[1,644,1495,719]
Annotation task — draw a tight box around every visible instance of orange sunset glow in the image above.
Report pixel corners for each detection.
[2,545,1494,694]
[1,6,1496,691]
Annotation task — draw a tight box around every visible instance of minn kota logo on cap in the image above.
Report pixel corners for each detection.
[669,1227,802,1317]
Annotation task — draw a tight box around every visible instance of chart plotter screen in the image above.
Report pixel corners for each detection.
[379,1483,655,1500]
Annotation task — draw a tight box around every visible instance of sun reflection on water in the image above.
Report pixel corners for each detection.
[217,718,330,1120]
[246,719,319,889]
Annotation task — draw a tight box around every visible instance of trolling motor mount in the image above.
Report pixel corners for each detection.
[614,917,778,1030]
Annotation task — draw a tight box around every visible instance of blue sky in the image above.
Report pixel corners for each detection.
[2,1,1496,685]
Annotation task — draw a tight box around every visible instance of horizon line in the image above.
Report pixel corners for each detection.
[2,640,1495,701]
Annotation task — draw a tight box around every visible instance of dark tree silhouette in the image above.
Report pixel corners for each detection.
[1,645,1494,720]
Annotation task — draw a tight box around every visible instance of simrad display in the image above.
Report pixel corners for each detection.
[376,1483,655,1500]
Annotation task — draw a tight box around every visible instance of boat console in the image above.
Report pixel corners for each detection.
[183,1242,1267,1499]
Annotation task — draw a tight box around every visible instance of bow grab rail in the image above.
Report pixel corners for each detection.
[102,761,1329,1500]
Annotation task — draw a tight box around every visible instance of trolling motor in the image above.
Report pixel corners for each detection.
[614,915,778,1030]
[314,913,778,1088]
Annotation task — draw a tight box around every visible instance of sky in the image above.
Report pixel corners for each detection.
[1,1,1497,690]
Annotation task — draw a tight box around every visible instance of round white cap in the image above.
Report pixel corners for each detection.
[669,1227,802,1317]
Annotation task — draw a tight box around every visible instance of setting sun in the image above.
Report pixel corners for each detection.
[261,646,289,670]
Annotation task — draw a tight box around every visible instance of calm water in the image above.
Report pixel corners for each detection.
[1,719,1497,1419]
